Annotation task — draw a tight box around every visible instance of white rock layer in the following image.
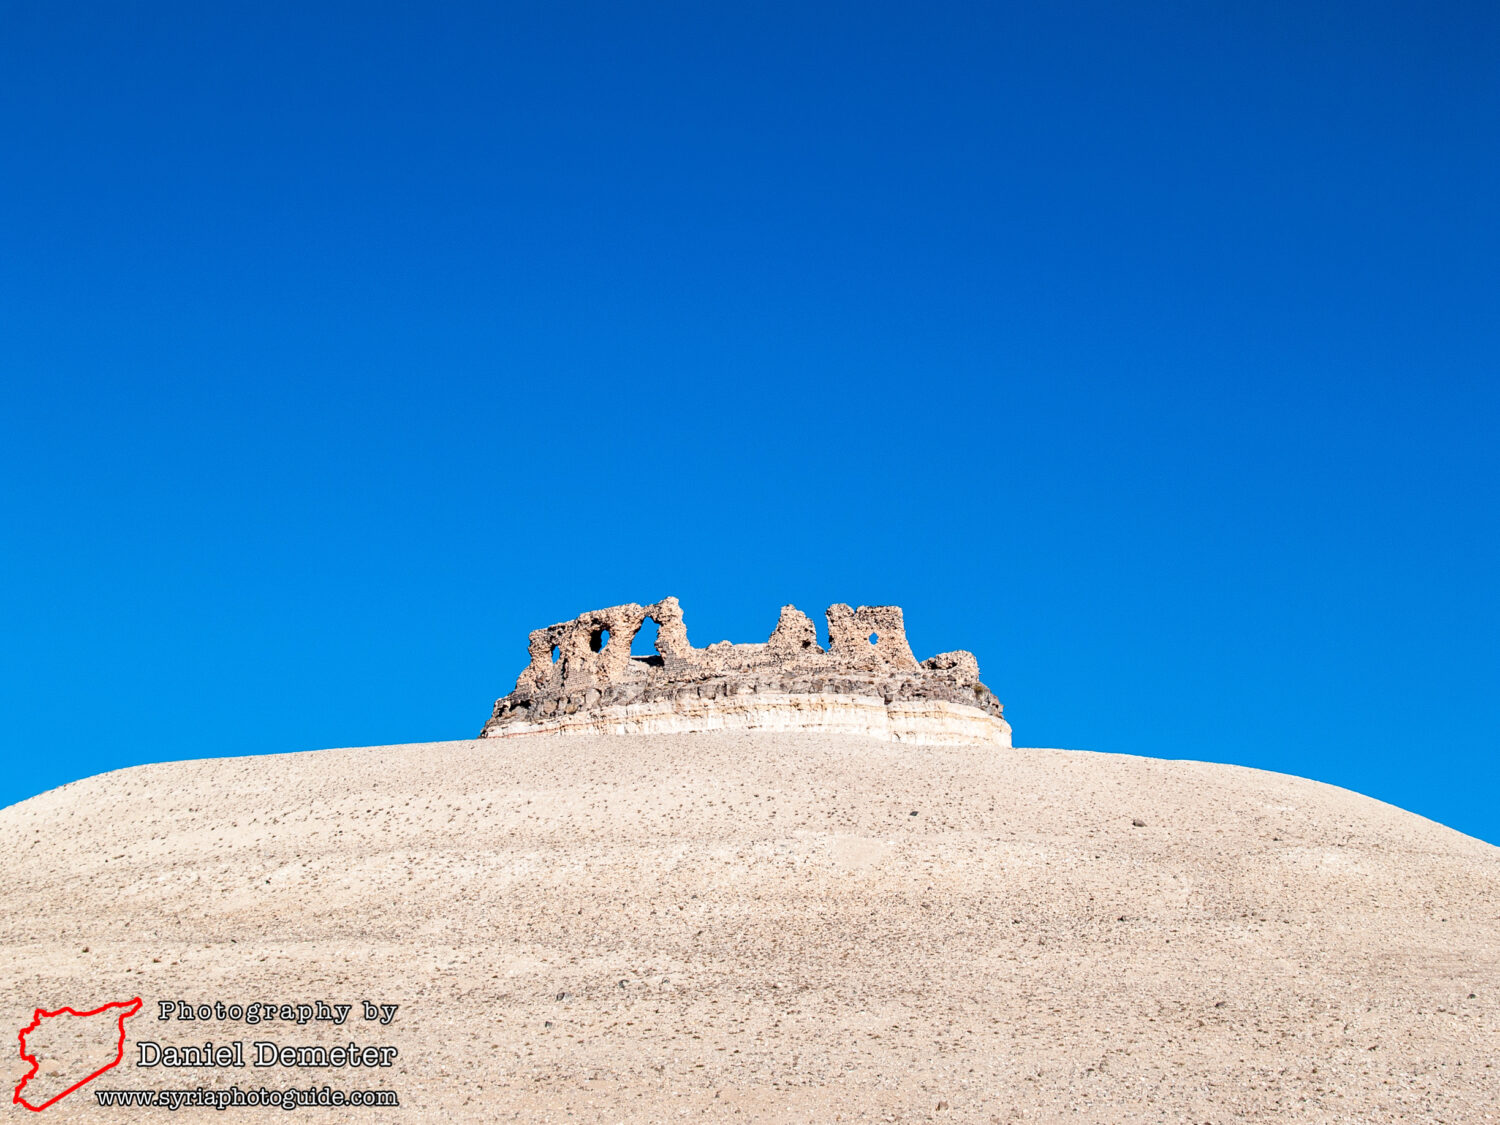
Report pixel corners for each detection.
[483,693,1012,746]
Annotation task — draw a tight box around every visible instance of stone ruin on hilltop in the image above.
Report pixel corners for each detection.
[481,597,1010,746]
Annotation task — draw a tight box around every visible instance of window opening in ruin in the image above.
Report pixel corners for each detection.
[631,616,661,658]
[590,628,610,652]
[550,645,559,663]
[869,632,879,645]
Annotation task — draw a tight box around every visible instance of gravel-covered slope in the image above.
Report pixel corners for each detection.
[3,733,1496,1122]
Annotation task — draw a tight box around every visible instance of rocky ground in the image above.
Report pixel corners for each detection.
[3,733,1496,1122]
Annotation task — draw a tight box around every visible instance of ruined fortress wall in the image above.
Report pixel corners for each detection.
[484,598,1010,748]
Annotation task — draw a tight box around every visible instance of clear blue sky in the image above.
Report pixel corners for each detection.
[2,3,1496,842]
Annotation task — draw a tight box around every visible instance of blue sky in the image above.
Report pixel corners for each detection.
[2,2,1496,842]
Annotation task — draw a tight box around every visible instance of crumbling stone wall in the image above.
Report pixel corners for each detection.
[518,596,694,694]
[767,606,821,659]
[921,649,981,684]
[825,603,919,668]
[485,597,1007,741]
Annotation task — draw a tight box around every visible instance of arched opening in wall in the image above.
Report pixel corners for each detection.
[590,627,610,653]
[550,645,559,664]
[631,617,662,665]
[869,632,880,645]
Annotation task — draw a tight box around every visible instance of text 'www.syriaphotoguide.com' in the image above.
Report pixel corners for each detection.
[95,1085,399,1110]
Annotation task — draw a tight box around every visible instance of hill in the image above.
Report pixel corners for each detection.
[3,733,1495,1122]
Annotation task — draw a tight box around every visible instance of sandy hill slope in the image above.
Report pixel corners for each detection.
[2,734,1496,1123]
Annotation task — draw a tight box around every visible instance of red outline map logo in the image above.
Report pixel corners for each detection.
[13,997,143,1111]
